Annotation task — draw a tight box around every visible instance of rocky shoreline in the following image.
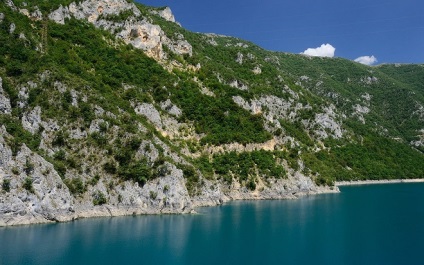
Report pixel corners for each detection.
[336,179,424,186]
[4,177,424,227]
[0,183,338,227]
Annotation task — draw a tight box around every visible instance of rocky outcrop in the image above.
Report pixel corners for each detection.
[160,99,182,117]
[22,106,42,134]
[134,103,163,129]
[313,105,343,139]
[5,0,17,11]
[49,0,192,60]
[352,104,370,124]
[236,52,243,64]
[0,125,195,226]
[0,77,12,115]
[19,7,42,21]
[229,80,248,91]
[0,128,74,226]
[49,0,140,24]
[0,120,336,227]
[9,23,15,34]
[411,129,424,148]
[151,7,176,23]
[252,66,262,75]
[233,94,344,140]
[360,76,378,85]
[48,5,71,24]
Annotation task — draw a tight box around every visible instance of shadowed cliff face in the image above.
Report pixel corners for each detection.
[0,0,423,226]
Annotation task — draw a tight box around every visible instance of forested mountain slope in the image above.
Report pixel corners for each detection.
[0,0,423,226]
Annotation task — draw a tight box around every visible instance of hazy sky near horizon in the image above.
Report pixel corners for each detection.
[137,0,424,64]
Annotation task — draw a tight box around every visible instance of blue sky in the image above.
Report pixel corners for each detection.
[137,0,424,64]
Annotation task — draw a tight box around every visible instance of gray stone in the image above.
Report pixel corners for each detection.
[252,66,262,75]
[136,140,159,164]
[9,23,15,34]
[229,80,248,91]
[5,0,17,11]
[0,141,74,226]
[19,7,42,21]
[313,105,343,139]
[134,103,163,129]
[160,99,182,117]
[154,7,175,23]
[22,106,42,134]
[0,78,12,115]
[236,52,243,64]
[89,119,107,134]
[48,5,71,24]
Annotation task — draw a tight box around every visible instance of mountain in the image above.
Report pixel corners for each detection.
[0,0,423,226]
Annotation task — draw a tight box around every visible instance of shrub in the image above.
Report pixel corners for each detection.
[2,179,11,192]
[24,158,34,175]
[118,163,151,186]
[11,167,19,175]
[149,190,158,200]
[93,191,107,205]
[52,131,67,147]
[103,161,117,174]
[23,177,34,193]
[90,132,107,146]
[246,178,256,191]
[179,164,201,196]
[64,177,86,195]
[89,174,100,186]
[54,149,66,161]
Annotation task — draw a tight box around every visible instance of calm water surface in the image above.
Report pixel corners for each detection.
[1,183,424,265]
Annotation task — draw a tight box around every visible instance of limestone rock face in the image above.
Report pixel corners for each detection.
[313,105,343,139]
[160,99,182,117]
[22,106,42,134]
[352,104,370,124]
[118,21,164,58]
[0,128,74,226]
[19,7,43,21]
[49,0,140,24]
[152,7,175,23]
[252,66,262,75]
[5,0,17,11]
[9,23,15,34]
[48,5,71,24]
[134,103,163,129]
[236,52,243,64]
[49,0,192,60]
[411,129,424,147]
[0,77,12,115]
[229,80,248,91]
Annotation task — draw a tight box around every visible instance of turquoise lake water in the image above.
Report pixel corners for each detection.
[1,183,424,265]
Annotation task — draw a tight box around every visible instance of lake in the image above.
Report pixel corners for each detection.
[1,183,423,265]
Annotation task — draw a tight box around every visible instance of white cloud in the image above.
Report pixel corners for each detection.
[354,55,378,65]
[301,43,335,58]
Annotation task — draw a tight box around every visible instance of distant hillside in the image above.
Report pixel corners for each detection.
[0,0,423,226]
